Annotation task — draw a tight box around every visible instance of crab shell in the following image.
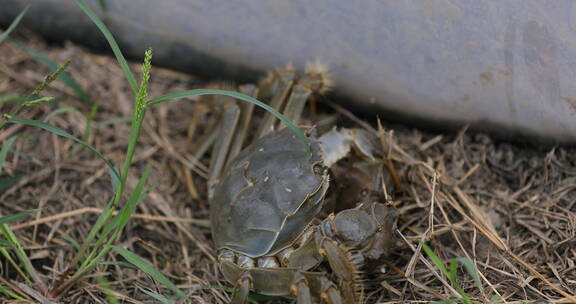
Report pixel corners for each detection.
[210,128,329,258]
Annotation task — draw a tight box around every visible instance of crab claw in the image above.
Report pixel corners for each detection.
[318,128,377,167]
[361,202,398,260]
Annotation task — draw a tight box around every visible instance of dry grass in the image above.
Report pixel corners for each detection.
[1,31,575,303]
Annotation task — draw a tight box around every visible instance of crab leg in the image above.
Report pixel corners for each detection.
[197,84,257,195]
[193,129,218,164]
[280,67,324,127]
[220,257,347,303]
[279,84,311,127]
[225,84,258,169]
[208,101,240,199]
[319,277,344,304]
[292,272,313,304]
[231,271,252,304]
[254,67,295,139]
[280,63,330,130]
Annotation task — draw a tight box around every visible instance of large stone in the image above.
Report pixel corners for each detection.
[3,0,576,143]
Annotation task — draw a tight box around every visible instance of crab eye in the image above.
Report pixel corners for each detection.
[313,164,326,175]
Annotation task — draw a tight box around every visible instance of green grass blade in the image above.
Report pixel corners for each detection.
[147,89,310,154]
[23,96,54,106]
[0,210,35,225]
[109,165,152,241]
[113,49,152,206]
[0,174,24,192]
[449,259,458,285]
[0,136,18,175]
[138,287,173,304]
[446,257,474,304]
[490,295,502,303]
[43,107,83,122]
[13,41,92,104]
[455,257,482,288]
[109,166,120,194]
[431,299,462,304]
[0,5,29,44]
[0,247,28,283]
[52,198,116,296]
[100,261,134,268]
[72,198,115,269]
[422,242,475,304]
[81,102,100,144]
[111,245,185,298]
[0,94,27,105]
[98,0,108,11]
[0,60,71,131]
[100,182,156,247]
[78,167,153,272]
[29,59,71,98]
[0,224,46,291]
[96,117,131,128]
[420,241,449,276]
[7,117,120,181]
[60,234,80,250]
[74,0,138,93]
[0,283,27,301]
[96,275,120,304]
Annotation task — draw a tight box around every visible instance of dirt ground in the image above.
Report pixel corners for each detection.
[1,31,576,304]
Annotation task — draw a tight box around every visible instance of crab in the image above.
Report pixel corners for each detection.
[195,64,398,303]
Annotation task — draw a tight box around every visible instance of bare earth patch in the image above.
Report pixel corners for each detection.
[1,31,575,303]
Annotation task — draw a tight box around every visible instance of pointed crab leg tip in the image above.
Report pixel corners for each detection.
[231,272,252,304]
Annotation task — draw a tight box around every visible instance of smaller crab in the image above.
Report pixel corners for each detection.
[193,64,397,303]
